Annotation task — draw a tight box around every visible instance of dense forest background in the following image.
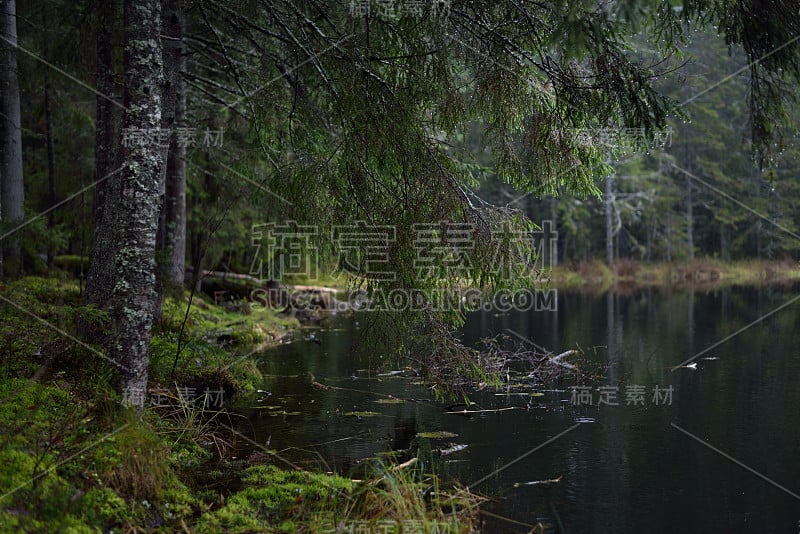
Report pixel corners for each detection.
[5,1,800,284]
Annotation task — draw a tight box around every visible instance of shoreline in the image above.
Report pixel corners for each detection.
[548,258,800,291]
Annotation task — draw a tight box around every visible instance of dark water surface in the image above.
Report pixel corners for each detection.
[236,286,800,533]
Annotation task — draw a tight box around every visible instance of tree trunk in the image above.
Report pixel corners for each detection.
[666,213,672,262]
[686,173,694,260]
[86,0,165,408]
[45,84,56,266]
[720,224,729,261]
[159,0,186,292]
[85,0,119,307]
[604,169,614,266]
[0,0,24,277]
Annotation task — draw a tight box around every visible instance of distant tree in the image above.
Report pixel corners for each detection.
[85,0,120,308]
[0,0,24,276]
[158,0,187,292]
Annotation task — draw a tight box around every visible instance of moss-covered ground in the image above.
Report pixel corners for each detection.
[0,275,483,532]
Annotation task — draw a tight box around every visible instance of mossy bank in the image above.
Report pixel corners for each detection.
[0,276,482,532]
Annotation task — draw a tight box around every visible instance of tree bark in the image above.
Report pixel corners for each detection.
[686,173,694,260]
[85,0,165,408]
[0,0,24,277]
[604,167,614,266]
[159,0,186,292]
[45,83,56,266]
[85,0,119,307]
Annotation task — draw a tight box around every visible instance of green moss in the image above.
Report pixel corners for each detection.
[159,294,299,345]
[168,437,213,469]
[0,446,98,533]
[193,461,485,533]
[149,331,263,395]
[93,422,171,502]
[0,379,88,451]
[195,465,353,533]
[151,293,301,396]
[0,448,41,508]
[78,487,128,528]
[194,500,265,533]
[0,275,400,532]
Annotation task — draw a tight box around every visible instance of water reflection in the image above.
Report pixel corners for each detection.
[239,286,800,532]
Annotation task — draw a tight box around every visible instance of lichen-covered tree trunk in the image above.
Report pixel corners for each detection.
[107,0,165,407]
[0,0,24,277]
[159,0,186,291]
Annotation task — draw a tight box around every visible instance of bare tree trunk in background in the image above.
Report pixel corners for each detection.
[43,2,56,267]
[158,0,187,294]
[45,84,56,266]
[604,170,614,267]
[686,173,694,260]
[0,0,24,277]
[85,0,119,307]
[153,0,179,322]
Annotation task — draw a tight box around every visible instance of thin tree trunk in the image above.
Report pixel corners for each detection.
[666,214,672,262]
[604,168,614,266]
[45,84,56,266]
[0,0,24,277]
[720,225,729,261]
[153,0,181,322]
[160,0,186,292]
[686,174,694,260]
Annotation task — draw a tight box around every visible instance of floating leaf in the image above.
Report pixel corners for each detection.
[344,411,382,417]
[417,431,459,439]
[374,398,405,404]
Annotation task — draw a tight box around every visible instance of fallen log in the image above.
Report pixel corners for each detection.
[185,269,342,312]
